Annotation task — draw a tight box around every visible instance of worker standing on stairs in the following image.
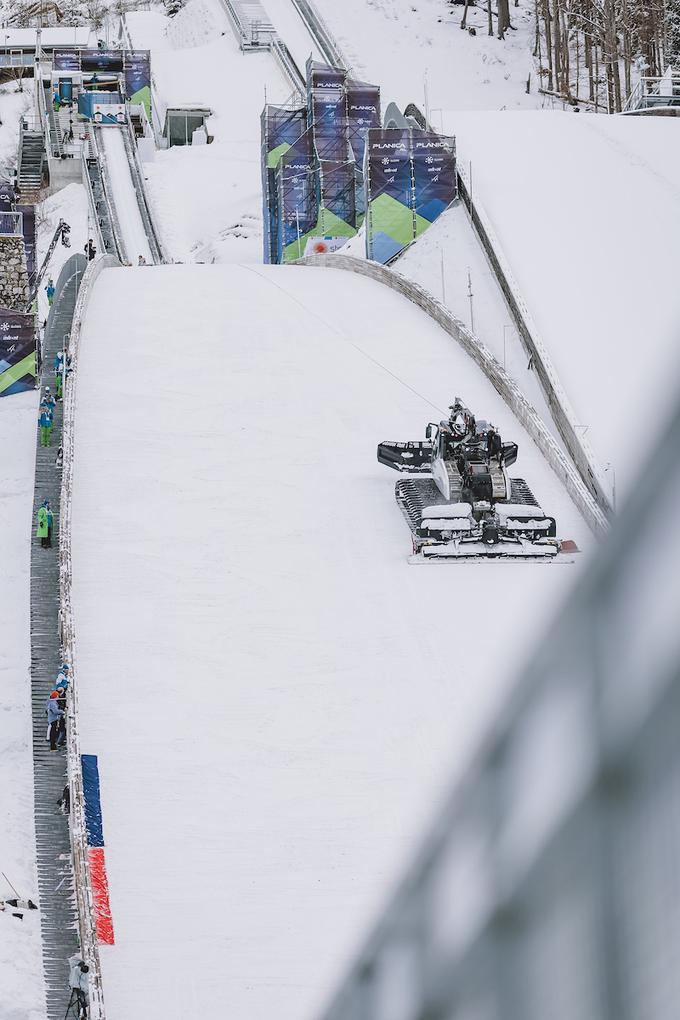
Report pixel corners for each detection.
[46,691,64,751]
[54,350,64,399]
[36,502,49,547]
[38,405,52,447]
[84,238,96,261]
[45,278,55,306]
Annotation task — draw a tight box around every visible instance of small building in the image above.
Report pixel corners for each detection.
[163,105,212,147]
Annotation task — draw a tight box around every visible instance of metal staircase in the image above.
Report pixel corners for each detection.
[18,123,47,199]
[84,156,119,259]
[31,256,87,1020]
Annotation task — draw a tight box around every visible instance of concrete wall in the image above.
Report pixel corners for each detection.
[0,236,29,309]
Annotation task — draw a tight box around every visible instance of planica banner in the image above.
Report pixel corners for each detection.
[0,309,36,397]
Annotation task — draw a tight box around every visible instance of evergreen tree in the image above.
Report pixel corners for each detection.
[667,0,680,67]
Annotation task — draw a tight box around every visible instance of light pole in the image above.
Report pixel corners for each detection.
[502,324,512,371]
[605,462,616,510]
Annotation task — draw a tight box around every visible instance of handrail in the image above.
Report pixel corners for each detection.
[80,151,108,255]
[296,252,609,537]
[272,39,305,96]
[121,111,167,264]
[455,164,611,514]
[59,253,121,1020]
[290,0,346,68]
[89,127,128,263]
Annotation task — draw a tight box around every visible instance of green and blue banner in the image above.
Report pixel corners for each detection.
[366,128,413,263]
[0,310,36,397]
[124,50,151,121]
[366,128,457,264]
[277,135,317,264]
[261,105,308,264]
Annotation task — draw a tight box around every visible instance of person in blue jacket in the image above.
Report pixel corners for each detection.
[46,691,64,751]
[38,406,52,447]
[42,386,56,412]
[54,664,70,693]
[46,278,55,306]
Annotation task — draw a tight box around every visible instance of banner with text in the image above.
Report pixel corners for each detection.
[277,134,317,264]
[261,105,307,263]
[366,128,457,263]
[366,128,413,263]
[0,310,36,397]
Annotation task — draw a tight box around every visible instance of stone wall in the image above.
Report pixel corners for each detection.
[0,236,29,310]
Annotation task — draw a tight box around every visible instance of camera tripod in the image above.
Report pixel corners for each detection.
[64,987,88,1020]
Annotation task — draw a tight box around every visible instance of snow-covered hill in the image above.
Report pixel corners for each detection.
[70,262,590,1019]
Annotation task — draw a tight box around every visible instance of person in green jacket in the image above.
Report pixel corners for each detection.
[36,504,49,548]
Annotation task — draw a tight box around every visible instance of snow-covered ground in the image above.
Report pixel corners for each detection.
[439,110,680,497]
[71,263,591,1020]
[0,392,44,1020]
[262,0,323,71]
[126,0,290,263]
[0,82,32,172]
[36,184,90,321]
[312,0,548,114]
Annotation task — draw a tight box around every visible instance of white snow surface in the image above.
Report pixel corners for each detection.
[0,392,44,1020]
[0,82,32,168]
[312,0,546,113]
[262,0,323,71]
[71,263,591,1020]
[36,183,90,321]
[98,128,153,265]
[440,110,680,495]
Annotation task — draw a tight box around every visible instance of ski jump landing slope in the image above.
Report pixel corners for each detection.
[71,264,591,1020]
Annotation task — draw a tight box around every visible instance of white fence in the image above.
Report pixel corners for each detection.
[59,254,121,1020]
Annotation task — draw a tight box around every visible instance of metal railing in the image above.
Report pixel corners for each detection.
[0,51,34,67]
[315,376,680,1020]
[121,110,167,263]
[623,74,680,112]
[290,0,347,68]
[0,209,23,236]
[455,164,611,515]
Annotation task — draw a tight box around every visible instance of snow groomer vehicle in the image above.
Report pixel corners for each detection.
[377,398,563,560]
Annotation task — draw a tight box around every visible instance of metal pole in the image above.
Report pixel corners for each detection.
[503,324,511,371]
[296,209,301,259]
[467,268,474,333]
